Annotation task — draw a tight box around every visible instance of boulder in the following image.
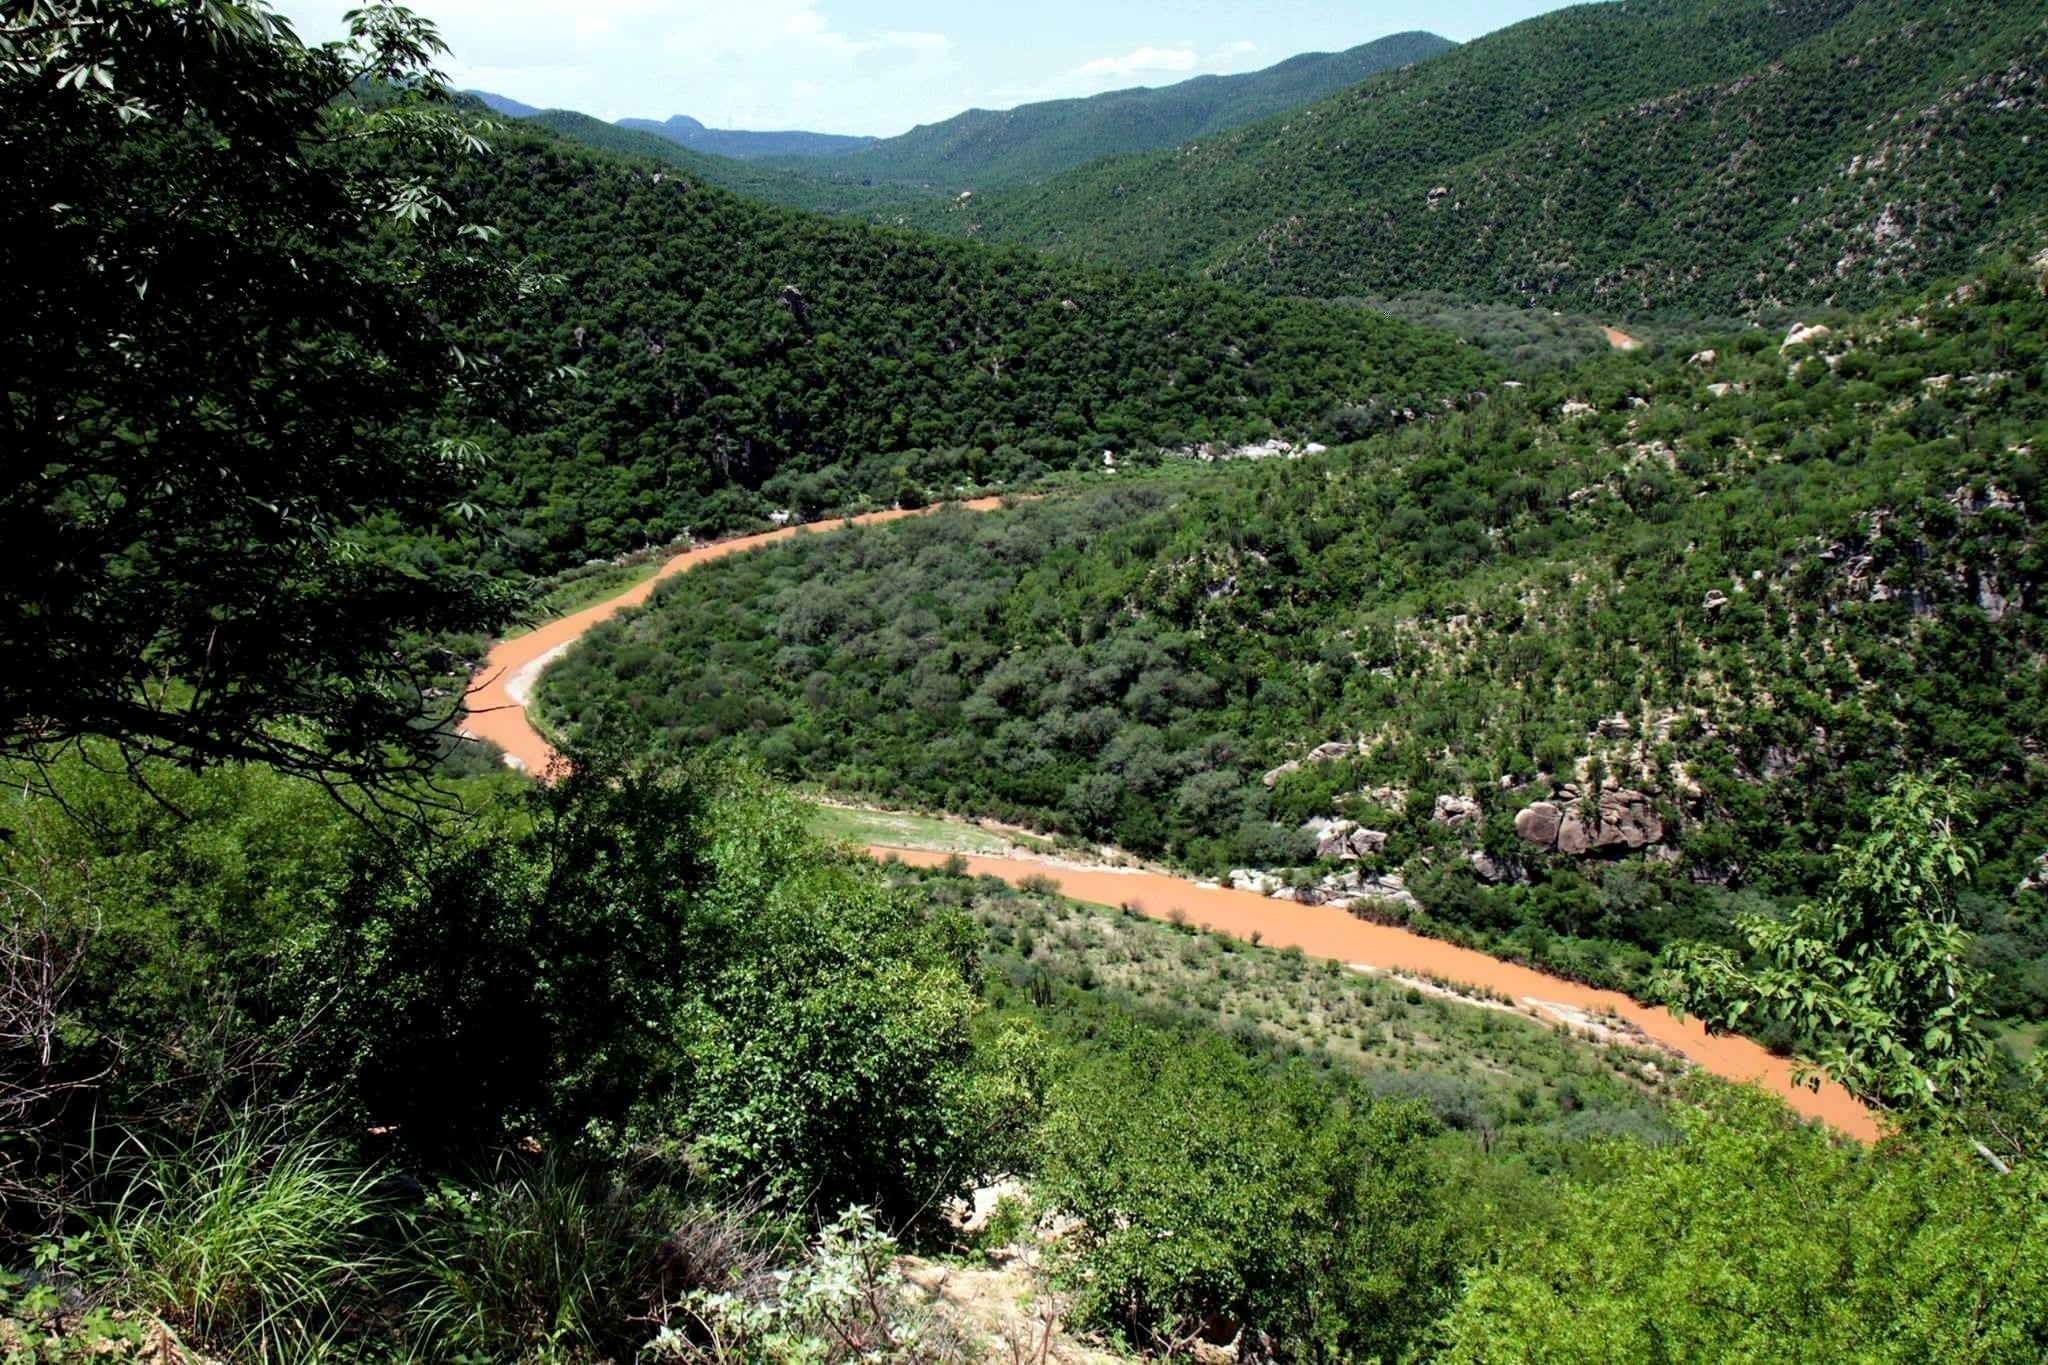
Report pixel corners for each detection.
[1518,791,1662,854]
[1469,850,1528,885]
[1687,349,1717,366]
[1305,817,1362,861]
[1590,789,1663,849]
[1434,794,1481,827]
[1597,713,1632,740]
[1228,868,1283,895]
[1308,740,1355,764]
[1350,828,1390,858]
[1782,322,1831,351]
[1514,802,1562,847]
[1556,812,1592,856]
[1260,760,1300,788]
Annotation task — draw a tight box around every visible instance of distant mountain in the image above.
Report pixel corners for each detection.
[519,109,931,218]
[770,31,1453,190]
[615,114,876,160]
[465,89,540,119]
[923,0,2048,314]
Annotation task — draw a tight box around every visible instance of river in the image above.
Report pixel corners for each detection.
[460,500,1879,1140]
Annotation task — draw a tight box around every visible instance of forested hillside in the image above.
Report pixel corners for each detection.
[758,31,1453,192]
[431,120,1493,574]
[542,254,2048,1009]
[925,0,2047,314]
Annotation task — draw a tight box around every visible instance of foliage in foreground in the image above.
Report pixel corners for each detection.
[0,0,516,783]
[1439,1082,2048,1363]
[1038,1031,1453,1362]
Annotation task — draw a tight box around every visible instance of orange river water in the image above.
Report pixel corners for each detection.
[460,500,1880,1142]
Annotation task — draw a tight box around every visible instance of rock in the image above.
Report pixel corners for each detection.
[1434,794,1481,827]
[1591,789,1663,849]
[1228,868,1283,895]
[1556,812,1592,855]
[1703,589,1730,610]
[2019,853,2048,897]
[1265,741,1353,787]
[1781,322,1831,351]
[1597,713,1632,740]
[1470,850,1528,885]
[1350,872,1420,914]
[1350,828,1389,858]
[1687,349,1717,365]
[1304,817,1362,861]
[1514,802,1562,847]
[1761,746,1797,781]
[778,283,808,323]
[1562,398,1596,418]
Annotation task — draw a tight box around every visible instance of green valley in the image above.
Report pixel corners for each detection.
[7,0,2048,1359]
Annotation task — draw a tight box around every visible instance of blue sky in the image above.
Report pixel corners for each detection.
[273,0,1581,136]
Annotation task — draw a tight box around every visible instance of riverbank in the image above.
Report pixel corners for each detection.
[460,498,1879,1140]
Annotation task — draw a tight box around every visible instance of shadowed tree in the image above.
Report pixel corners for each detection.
[1,0,517,790]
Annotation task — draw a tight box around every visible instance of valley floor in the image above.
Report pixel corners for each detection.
[463,502,1878,1140]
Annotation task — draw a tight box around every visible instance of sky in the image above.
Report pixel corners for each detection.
[271,0,1581,137]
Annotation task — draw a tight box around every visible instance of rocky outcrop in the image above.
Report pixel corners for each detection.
[2020,853,2048,897]
[1470,850,1530,885]
[1228,868,1283,895]
[1433,794,1481,827]
[1261,739,1356,787]
[1782,322,1831,350]
[1514,789,1664,856]
[1302,817,1391,862]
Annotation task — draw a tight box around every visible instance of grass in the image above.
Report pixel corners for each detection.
[525,555,667,623]
[899,867,1676,1138]
[809,803,1052,856]
[99,1125,383,1363]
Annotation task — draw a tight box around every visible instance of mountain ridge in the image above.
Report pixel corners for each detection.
[615,114,878,160]
[763,30,1454,190]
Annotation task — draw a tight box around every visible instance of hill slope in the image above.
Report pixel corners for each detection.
[429,121,1494,573]
[616,113,876,160]
[929,0,2046,314]
[541,251,2048,1008]
[765,31,1453,191]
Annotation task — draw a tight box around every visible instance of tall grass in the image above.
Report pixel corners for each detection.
[98,1124,387,1362]
[410,1159,772,1363]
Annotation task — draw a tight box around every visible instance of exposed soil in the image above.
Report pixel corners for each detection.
[1603,324,1643,350]
[463,496,1881,1143]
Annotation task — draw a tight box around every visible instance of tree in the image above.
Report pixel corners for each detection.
[1036,1031,1453,1361]
[1438,1080,2048,1363]
[1656,771,1995,1122]
[1,0,513,789]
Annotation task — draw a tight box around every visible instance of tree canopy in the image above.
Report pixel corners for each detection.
[0,0,512,785]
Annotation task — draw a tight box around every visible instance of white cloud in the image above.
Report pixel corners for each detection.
[1206,40,1259,65]
[271,0,955,133]
[1068,44,1198,81]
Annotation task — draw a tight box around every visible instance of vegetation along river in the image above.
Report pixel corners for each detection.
[461,500,1879,1141]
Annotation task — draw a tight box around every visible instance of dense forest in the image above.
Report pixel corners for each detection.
[424,119,1493,574]
[8,0,2048,1359]
[543,255,2048,1010]
[903,0,2047,314]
